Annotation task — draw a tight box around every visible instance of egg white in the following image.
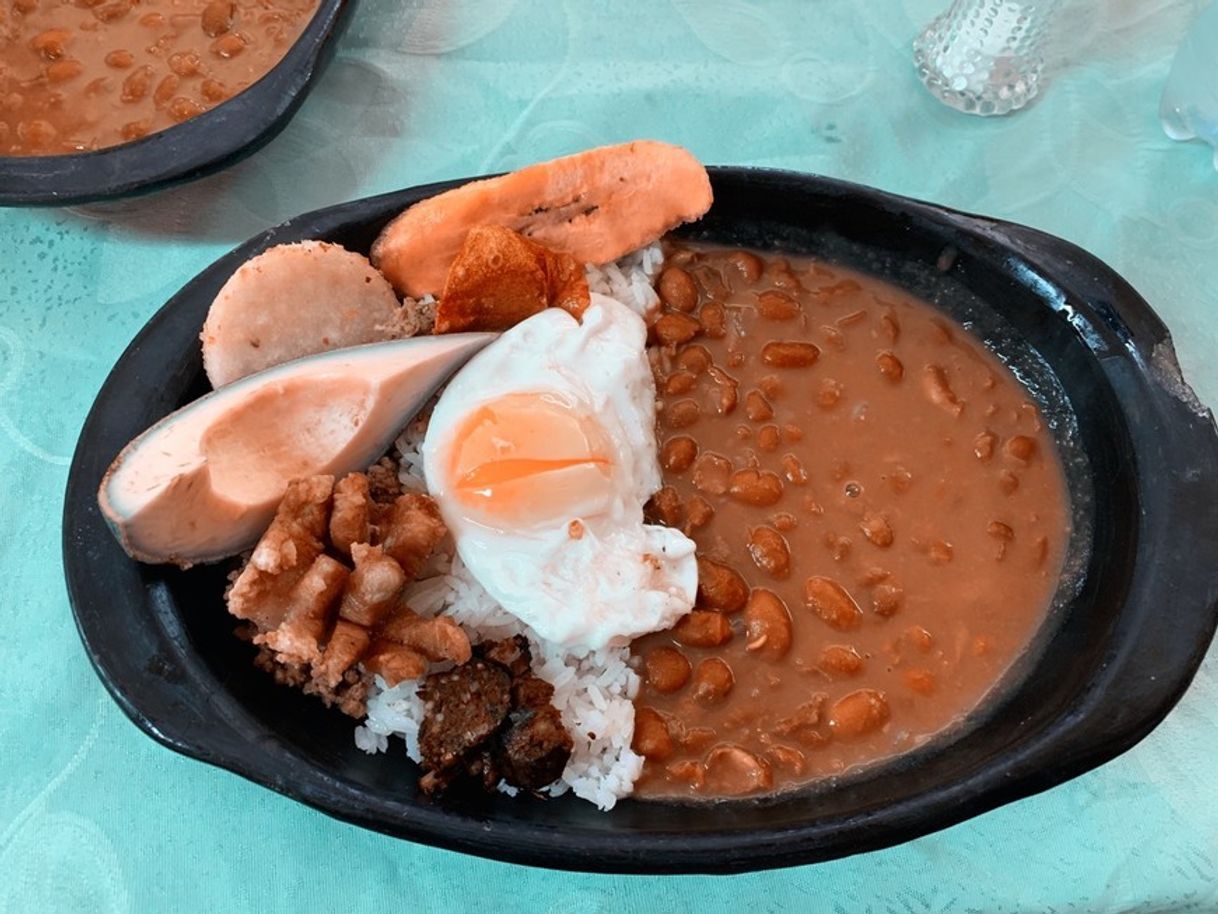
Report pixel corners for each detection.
[421,293,697,652]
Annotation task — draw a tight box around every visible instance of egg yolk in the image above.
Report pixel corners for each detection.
[445,392,615,530]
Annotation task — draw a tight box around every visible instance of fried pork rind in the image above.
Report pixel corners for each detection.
[330,473,373,558]
[227,467,468,714]
[380,492,449,578]
[433,225,591,334]
[227,475,335,631]
[380,605,472,665]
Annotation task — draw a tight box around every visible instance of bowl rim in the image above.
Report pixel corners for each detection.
[62,167,1218,873]
[0,0,350,207]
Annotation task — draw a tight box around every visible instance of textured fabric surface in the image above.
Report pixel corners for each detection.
[2,0,1217,911]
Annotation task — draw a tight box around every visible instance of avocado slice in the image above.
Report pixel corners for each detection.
[98,333,495,567]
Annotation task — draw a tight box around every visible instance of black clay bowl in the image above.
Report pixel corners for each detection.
[63,169,1218,873]
[0,0,350,207]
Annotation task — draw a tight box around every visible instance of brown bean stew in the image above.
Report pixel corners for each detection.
[0,0,318,156]
[632,242,1070,799]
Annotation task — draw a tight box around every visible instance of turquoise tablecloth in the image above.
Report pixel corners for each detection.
[3,1,1217,910]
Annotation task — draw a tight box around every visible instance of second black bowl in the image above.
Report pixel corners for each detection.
[63,168,1218,873]
[0,0,351,207]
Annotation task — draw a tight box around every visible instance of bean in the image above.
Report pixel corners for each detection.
[727,250,763,283]
[664,370,696,395]
[94,1,131,22]
[905,625,934,652]
[814,278,861,299]
[904,669,937,695]
[871,583,903,617]
[859,513,893,548]
[691,658,735,705]
[154,74,179,107]
[672,610,733,647]
[999,470,1020,495]
[12,0,36,11]
[821,644,865,677]
[644,647,691,694]
[675,724,717,751]
[211,33,246,58]
[762,341,820,368]
[692,452,732,495]
[782,454,808,486]
[169,95,204,122]
[757,424,780,451]
[686,495,714,532]
[766,745,806,776]
[665,398,700,429]
[735,424,752,441]
[771,511,798,532]
[632,707,674,760]
[744,589,794,660]
[1032,535,1049,568]
[676,344,712,374]
[30,28,70,60]
[987,520,1014,560]
[879,310,900,341]
[759,374,783,398]
[728,468,783,506]
[707,365,738,414]
[654,311,702,346]
[876,350,904,381]
[888,466,913,493]
[119,120,150,141]
[923,364,963,416]
[657,266,698,312]
[201,79,228,102]
[201,0,234,36]
[704,745,773,795]
[928,540,954,564]
[820,324,846,351]
[169,51,202,77]
[17,119,55,148]
[121,65,153,102]
[661,435,698,472]
[665,759,705,789]
[46,59,83,83]
[828,688,890,738]
[1005,435,1038,463]
[105,49,134,69]
[697,557,749,613]
[745,389,773,422]
[768,259,805,292]
[825,534,852,561]
[817,377,843,408]
[646,485,683,528]
[699,301,727,338]
[747,525,791,578]
[756,290,800,320]
[774,696,827,746]
[139,12,164,26]
[804,576,862,630]
[974,430,997,460]
[859,566,890,585]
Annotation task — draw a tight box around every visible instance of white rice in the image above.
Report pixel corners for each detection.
[355,243,665,810]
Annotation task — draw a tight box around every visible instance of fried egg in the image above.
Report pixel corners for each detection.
[422,293,697,652]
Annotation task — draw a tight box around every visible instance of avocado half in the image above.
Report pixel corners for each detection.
[98,333,495,566]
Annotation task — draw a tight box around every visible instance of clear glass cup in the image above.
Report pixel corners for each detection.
[913,0,1063,116]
